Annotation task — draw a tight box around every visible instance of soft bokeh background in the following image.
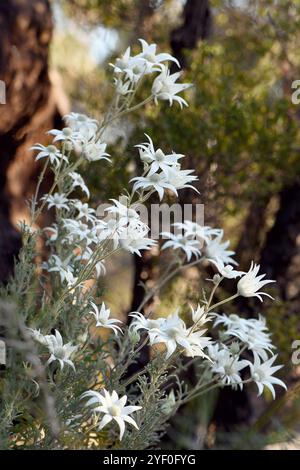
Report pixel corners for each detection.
[1,0,300,449]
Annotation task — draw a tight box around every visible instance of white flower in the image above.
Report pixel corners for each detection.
[149,311,189,359]
[44,224,59,242]
[204,231,237,266]
[64,270,80,290]
[44,193,70,211]
[214,313,275,360]
[114,78,132,96]
[129,312,164,332]
[81,389,142,440]
[237,262,275,301]
[161,232,201,261]
[211,260,245,279]
[89,302,122,335]
[190,304,209,324]
[28,328,52,346]
[136,134,183,176]
[63,219,96,245]
[249,353,286,399]
[64,112,98,141]
[210,346,249,389]
[173,221,221,244]
[83,138,110,162]
[164,166,198,192]
[111,46,147,82]
[105,199,139,226]
[44,254,74,282]
[183,328,211,358]
[96,218,121,249]
[119,220,156,256]
[73,201,96,222]
[152,65,191,107]
[69,172,90,198]
[31,143,67,167]
[137,39,180,70]
[214,313,246,331]
[131,172,177,201]
[48,127,77,145]
[46,330,77,371]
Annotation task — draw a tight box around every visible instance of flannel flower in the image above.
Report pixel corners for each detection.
[89,302,123,335]
[46,330,77,371]
[214,313,275,360]
[31,143,67,168]
[212,260,245,279]
[152,64,191,107]
[148,311,210,359]
[130,172,178,201]
[136,134,183,176]
[137,39,180,70]
[161,232,201,261]
[210,346,249,390]
[81,389,141,440]
[249,353,286,399]
[43,193,70,211]
[173,221,222,244]
[237,262,275,301]
[64,112,98,141]
[204,231,237,266]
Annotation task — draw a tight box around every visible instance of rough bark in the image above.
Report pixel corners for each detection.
[0,0,64,283]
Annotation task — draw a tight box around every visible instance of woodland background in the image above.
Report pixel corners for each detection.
[1,0,300,449]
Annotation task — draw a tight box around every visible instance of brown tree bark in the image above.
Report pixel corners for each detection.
[0,0,64,283]
[260,183,300,301]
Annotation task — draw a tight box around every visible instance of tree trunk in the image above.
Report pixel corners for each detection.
[0,0,64,283]
[260,183,300,301]
[170,0,212,69]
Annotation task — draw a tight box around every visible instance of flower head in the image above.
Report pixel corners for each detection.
[210,345,249,389]
[44,193,70,211]
[31,143,67,168]
[161,232,201,261]
[89,302,122,335]
[136,134,183,176]
[46,330,77,371]
[137,39,180,70]
[212,260,245,279]
[237,262,275,301]
[129,312,164,332]
[152,65,191,107]
[69,172,90,198]
[64,112,98,141]
[204,232,237,266]
[249,353,286,399]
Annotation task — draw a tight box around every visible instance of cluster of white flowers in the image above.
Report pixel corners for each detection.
[22,39,286,445]
[111,39,191,107]
[29,329,77,371]
[131,134,198,201]
[130,307,211,359]
[207,313,287,398]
